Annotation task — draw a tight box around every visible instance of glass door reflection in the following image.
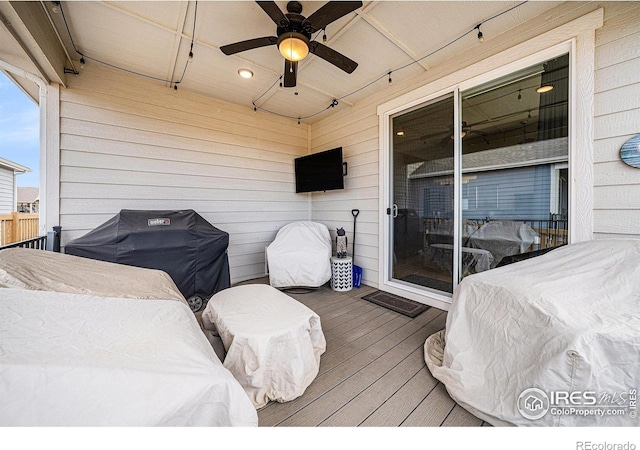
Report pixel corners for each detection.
[391,94,455,294]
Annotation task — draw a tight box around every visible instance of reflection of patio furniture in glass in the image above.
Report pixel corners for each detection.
[427,243,493,277]
[466,221,537,268]
[423,219,479,248]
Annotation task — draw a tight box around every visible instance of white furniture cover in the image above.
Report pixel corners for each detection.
[266,221,332,288]
[0,249,257,426]
[425,239,640,426]
[202,284,326,409]
[466,220,537,267]
[0,288,258,426]
[429,243,494,276]
[0,248,186,302]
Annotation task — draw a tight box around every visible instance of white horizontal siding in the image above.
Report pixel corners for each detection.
[59,65,309,283]
[0,168,15,214]
[310,111,380,287]
[593,2,640,238]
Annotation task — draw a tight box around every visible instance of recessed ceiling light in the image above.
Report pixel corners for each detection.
[536,85,553,93]
[238,69,254,79]
[396,131,404,136]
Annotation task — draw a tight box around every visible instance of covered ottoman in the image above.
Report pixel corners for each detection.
[202,284,326,409]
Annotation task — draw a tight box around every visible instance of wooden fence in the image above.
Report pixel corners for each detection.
[0,212,40,246]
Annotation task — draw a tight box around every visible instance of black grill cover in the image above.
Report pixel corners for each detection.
[65,209,230,300]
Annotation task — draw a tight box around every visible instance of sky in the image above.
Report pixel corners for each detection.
[0,71,40,187]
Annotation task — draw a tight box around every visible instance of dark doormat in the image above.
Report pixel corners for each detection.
[361,290,430,318]
[400,274,453,294]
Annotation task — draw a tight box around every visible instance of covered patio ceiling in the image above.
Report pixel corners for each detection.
[1,1,585,124]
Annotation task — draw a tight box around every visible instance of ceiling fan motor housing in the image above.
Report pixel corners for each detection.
[277,17,312,39]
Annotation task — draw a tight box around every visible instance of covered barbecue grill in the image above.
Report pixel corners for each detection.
[65,209,230,311]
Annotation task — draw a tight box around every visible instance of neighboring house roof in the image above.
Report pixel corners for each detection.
[0,156,30,173]
[409,137,568,179]
[17,187,39,204]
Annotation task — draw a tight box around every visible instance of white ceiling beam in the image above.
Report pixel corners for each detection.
[358,12,430,72]
[325,0,378,43]
[101,1,181,36]
[252,74,355,112]
[0,2,68,85]
[166,1,190,86]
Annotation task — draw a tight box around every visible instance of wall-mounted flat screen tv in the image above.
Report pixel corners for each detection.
[295,147,344,193]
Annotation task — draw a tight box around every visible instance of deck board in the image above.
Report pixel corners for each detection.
[319,347,426,426]
[360,366,439,426]
[441,404,483,427]
[258,308,441,426]
[323,306,389,342]
[400,382,456,426]
[241,278,484,428]
[279,313,446,426]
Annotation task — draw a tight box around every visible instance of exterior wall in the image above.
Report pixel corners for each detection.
[310,106,380,285]
[0,167,15,214]
[310,2,626,289]
[593,2,640,238]
[59,65,310,283]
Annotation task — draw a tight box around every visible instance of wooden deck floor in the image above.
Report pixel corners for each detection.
[248,279,490,427]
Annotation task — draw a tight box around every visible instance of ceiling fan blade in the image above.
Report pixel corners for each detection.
[220,36,278,55]
[303,1,363,32]
[256,1,289,27]
[309,42,358,74]
[283,59,298,88]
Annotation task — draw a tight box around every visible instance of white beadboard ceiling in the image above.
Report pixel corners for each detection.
[43,1,564,124]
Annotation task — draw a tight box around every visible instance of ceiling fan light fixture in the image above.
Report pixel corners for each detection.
[536,85,554,93]
[278,32,309,62]
[238,68,254,79]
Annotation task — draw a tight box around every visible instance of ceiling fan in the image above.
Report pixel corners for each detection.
[220,1,362,88]
[423,122,484,146]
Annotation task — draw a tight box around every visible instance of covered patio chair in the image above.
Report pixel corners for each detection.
[266,221,332,289]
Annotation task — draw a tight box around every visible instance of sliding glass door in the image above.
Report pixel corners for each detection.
[387,53,569,297]
[390,94,455,294]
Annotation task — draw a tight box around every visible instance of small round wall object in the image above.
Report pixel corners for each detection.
[187,295,204,312]
[620,134,640,168]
